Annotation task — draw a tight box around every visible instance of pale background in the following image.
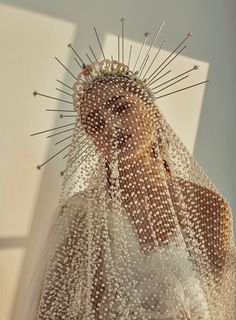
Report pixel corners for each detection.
[0,1,235,319]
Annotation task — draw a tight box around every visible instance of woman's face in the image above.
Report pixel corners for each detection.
[80,80,156,161]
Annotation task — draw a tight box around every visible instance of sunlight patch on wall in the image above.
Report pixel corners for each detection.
[0,3,77,237]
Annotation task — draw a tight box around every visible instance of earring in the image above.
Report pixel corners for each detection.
[163,159,171,174]
[152,139,171,175]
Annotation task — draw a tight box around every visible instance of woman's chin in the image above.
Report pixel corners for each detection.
[117,146,145,162]
[102,147,137,162]
[99,140,152,162]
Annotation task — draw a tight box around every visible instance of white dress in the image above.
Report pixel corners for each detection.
[99,203,211,319]
[30,191,213,319]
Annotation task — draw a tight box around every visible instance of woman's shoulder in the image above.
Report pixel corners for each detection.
[170,175,229,209]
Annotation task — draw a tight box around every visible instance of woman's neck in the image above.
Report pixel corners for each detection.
[118,144,169,196]
[112,144,174,247]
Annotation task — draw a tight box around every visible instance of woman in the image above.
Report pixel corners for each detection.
[29,59,235,319]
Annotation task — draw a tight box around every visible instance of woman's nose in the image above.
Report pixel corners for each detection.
[106,113,122,132]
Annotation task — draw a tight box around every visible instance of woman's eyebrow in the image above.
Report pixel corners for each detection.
[105,95,125,108]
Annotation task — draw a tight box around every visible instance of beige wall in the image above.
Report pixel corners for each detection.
[0,4,77,319]
[0,1,235,319]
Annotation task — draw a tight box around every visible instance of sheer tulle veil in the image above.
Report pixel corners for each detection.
[21,20,236,319]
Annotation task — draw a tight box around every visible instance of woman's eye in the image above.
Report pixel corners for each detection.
[86,112,105,133]
[112,104,130,115]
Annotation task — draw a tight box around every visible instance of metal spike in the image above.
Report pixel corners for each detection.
[128,45,132,68]
[147,32,192,82]
[46,127,74,138]
[46,109,75,112]
[33,90,72,105]
[149,69,172,85]
[63,143,94,182]
[60,114,76,118]
[138,53,149,75]
[94,26,106,60]
[148,45,187,85]
[139,55,150,77]
[74,57,83,68]
[154,80,209,100]
[55,132,85,149]
[121,17,125,64]
[139,20,165,74]
[89,45,98,62]
[86,53,93,64]
[132,31,150,72]
[31,123,75,137]
[54,57,77,80]
[153,75,189,94]
[142,39,167,80]
[63,135,90,159]
[56,88,72,97]
[55,134,73,145]
[56,79,73,90]
[85,52,98,71]
[68,43,85,65]
[36,142,71,170]
[38,131,87,170]
[151,65,199,90]
[118,35,120,62]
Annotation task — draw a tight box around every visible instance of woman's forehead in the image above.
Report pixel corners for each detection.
[81,82,134,110]
[90,81,127,98]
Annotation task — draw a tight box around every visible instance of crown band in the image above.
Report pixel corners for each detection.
[72,59,154,111]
